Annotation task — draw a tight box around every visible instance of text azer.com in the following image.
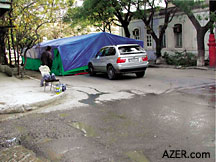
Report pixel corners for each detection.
[162,149,210,159]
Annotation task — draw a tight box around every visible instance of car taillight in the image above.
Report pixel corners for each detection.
[142,55,148,61]
[117,57,126,63]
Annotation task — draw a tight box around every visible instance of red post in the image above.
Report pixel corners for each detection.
[208,34,216,67]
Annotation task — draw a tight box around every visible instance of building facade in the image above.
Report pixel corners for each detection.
[120,7,214,61]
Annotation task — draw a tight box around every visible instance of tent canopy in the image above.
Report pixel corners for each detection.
[26,32,144,75]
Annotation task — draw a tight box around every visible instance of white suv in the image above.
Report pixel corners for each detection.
[88,44,149,80]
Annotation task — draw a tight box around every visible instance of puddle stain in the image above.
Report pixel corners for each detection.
[76,87,108,105]
[126,151,150,162]
[103,111,127,123]
[79,89,148,105]
[79,92,107,105]
[70,121,97,137]
[182,85,215,106]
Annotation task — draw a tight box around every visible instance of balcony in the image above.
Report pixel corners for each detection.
[0,0,11,17]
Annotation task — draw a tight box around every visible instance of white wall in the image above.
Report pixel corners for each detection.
[122,7,212,60]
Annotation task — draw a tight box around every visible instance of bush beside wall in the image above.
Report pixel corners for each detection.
[163,52,197,67]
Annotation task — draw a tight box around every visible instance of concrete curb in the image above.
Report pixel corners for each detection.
[148,64,216,70]
[0,92,67,114]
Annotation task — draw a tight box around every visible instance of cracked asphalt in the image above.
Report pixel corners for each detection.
[0,67,215,162]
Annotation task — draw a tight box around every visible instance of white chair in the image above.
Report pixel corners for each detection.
[39,65,60,91]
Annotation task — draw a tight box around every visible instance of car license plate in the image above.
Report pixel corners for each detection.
[129,58,139,62]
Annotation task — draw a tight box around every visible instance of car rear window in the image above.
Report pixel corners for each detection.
[118,46,144,55]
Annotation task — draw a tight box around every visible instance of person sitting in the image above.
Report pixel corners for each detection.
[39,65,51,87]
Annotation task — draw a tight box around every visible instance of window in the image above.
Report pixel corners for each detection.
[174,24,182,48]
[107,47,116,56]
[96,47,116,57]
[133,28,140,40]
[175,33,182,48]
[95,48,106,58]
[101,48,109,57]
[118,45,144,55]
[147,34,152,47]
[95,49,103,58]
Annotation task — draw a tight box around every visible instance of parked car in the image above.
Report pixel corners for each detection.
[88,44,149,80]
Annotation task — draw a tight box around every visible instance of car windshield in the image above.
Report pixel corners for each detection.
[118,46,144,55]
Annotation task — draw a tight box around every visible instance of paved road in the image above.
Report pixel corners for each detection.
[0,68,215,162]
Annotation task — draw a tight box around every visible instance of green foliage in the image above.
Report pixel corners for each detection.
[64,6,89,28]
[66,0,75,7]
[172,0,205,16]
[64,0,115,32]
[210,11,216,22]
[163,52,197,66]
[0,0,74,68]
[7,0,70,51]
[64,0,135,35]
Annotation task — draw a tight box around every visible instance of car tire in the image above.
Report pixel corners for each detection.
[88,64,95,76]
[107,66,116,80]
[135,71,145,78]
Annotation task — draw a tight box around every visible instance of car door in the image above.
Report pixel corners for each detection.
[100,47,117,72]
[92,48,104,71]
[97,47,110,72]
[96,47,108,72]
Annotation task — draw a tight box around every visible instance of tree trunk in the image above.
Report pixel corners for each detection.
[9,9,17,65]
[10,28,17,65]
[0,28,8,65]
[123,25,130,38]
[7,34,12,66]
[196,30,205,66]
[17,47,20,75]
[21,48,28,78]
[155,39,162,58]
[155,39,166,64]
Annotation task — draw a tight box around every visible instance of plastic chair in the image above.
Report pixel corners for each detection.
[39,65,60,91]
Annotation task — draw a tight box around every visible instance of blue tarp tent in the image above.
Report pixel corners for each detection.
[25,32,144,75]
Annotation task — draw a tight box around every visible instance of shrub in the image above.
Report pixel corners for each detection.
[163,51,197,66]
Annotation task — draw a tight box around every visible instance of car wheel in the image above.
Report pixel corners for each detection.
[135,71,145,78]
[107,66,116,80]
[88,64,95,76]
